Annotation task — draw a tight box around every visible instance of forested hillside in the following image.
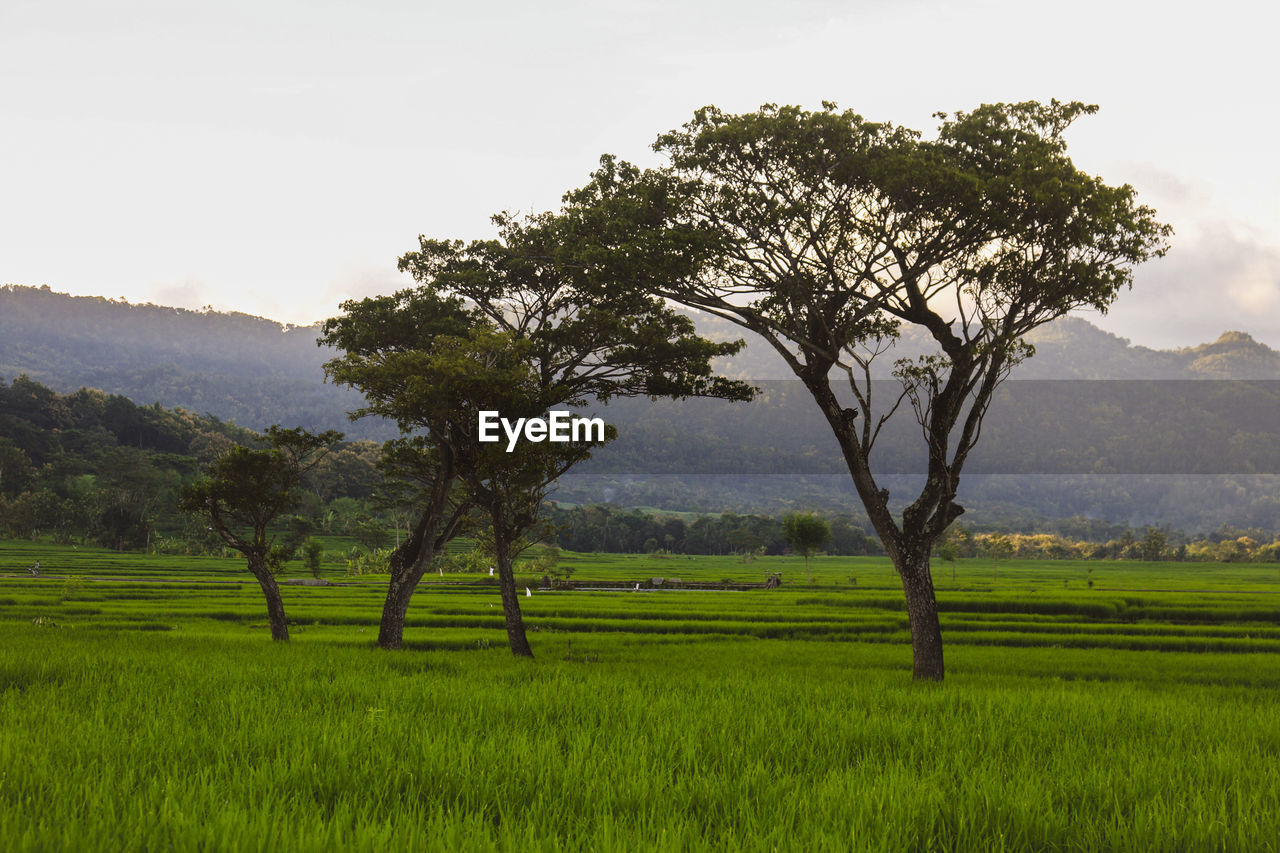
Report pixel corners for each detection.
[0,285,388,438]
[0,376,384,551]
[4,284,1279,532]
[6,285,1280,431]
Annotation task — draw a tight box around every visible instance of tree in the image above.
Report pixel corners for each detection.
[301,538,325,578]
[0,438,34,498]
[981,533,1013,581]
[179,426,341,641]
[324,210,752,657]
[565,100,1170,679]
[430,325,594,657]
[935,537,959,582]
[726,525,764,563]
[1141,527,1167,561]
[320,290,480,651]
[391,217,754,657]
[782,511,831,582]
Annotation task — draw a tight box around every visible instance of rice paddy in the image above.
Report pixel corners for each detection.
[3,541,1279,851]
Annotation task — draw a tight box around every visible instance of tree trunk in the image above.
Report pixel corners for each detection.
[897,551,943,681]
[249,559,290,642]
[494,531,534,658]
[375,484,457,650]
[378,572,419,650]
[377,537,438,650]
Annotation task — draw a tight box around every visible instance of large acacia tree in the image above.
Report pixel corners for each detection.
[564,100,1170,679]
[324,212,752,656]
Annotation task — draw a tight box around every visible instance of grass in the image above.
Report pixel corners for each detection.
[2,540,1279,851]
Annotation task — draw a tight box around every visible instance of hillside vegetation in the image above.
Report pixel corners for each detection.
[4,284,1279,530]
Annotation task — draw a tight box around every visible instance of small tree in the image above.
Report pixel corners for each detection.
[321,292,480,651]
[301,539,325,578]
[179,426,341,641]
[1141,527,1167,562]
[982,534,1014,582]
[782,512,831,583]
[935,537,959,583]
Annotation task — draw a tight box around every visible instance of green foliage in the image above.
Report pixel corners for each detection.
[524,545,564,578]
[1141,527,1168,561]
[548,503,879,557]
[783,511,832,582]
[345,547,393,577]
[0,376,385,551]
[350,515,392,550]
[568,100,1172,676]
[179,426,341,640]
[59,576,84,602]
[782,512,832,557]
[300,539,325,578]
[982,534,1015,580]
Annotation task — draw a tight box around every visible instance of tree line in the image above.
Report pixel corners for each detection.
[942,526,1280,566]
[545,504,881,558]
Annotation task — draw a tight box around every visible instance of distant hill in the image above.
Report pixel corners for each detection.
[6,285,1280,427]
[4,283,1278,531]
[0,284,389,438]
[701,311,1280,380]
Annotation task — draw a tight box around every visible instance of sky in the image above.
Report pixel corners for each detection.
[3,0,1278,349]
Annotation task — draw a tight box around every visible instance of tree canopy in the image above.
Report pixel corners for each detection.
[782,511,832,582]
[565,100,1171,679]
[179,426,342,641]
[322,211,754,655]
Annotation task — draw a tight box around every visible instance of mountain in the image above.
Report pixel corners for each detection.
[703,312,1280,381]
[0,284,391,438]
[3,284,1278,531]
[6,285,1280,423]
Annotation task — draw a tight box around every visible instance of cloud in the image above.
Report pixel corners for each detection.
[315,264,407,321]
[148,277,214,313]
[1082,226,1280,349]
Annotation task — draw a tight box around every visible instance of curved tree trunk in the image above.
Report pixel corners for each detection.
[375,468,463,651]
[897,551,943,681]
[494,530,533,658]
[377,525,439,650]
[378,572,420,650]
[249,559,290,642]
[810,383,950,681]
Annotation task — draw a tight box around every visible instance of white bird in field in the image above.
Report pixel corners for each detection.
[489,567,494,576]
[634,583,640,591]
[525,587,532,597]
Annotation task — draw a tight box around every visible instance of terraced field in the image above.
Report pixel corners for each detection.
[3,541,1279,850]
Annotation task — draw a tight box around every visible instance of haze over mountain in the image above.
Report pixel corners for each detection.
[5,283,1280,440]
[4,284,1278,533]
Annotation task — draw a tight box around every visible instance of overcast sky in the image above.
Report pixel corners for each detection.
[3,0,1277,348]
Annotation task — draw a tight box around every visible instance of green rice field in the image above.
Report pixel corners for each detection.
[3,540,1279,851]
